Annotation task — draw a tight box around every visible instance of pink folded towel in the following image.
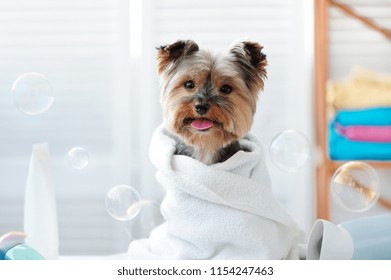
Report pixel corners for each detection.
[336,123,391,143]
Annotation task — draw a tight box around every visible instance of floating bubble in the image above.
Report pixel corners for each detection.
[105,185,142,221]
[67,147,89,170]
[330,161,380,212]
[125,200,165,239]
[270,130,311,172]
[11,72,54,115]
[138,200,164,232]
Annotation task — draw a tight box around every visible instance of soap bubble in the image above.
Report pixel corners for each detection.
[270,130,311,172]
[67,147,89,170]
[105,185,142,221]
[12,72,54,115]
[125,200,165,239]
[330,161,380,212]
[137,200,165,236]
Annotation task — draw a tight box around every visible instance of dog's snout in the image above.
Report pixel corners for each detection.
[195,103,210,115]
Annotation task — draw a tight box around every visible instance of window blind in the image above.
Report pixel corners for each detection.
[0,0,132,255]
[329,0,391,79]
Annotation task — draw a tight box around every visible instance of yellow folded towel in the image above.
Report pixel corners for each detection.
[327,68,391,109]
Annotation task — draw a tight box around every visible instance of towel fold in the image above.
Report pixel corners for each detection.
[335,107,391,126]
[127,124,304,260]
[327,68,391,109]
[329,122,391,160]
[335,123,391,143]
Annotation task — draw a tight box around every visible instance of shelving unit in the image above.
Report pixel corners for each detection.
[314,0,391,219]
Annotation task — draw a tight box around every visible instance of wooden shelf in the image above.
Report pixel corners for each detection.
[314,0,391,220]
[329,160,391,171]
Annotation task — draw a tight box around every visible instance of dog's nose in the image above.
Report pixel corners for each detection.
[195,103,210,115]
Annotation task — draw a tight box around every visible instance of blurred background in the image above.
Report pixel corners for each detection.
[0,0,390,256]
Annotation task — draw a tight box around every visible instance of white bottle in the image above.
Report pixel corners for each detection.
[24,142,59,259]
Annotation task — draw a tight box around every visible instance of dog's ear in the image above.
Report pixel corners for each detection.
[156,40,199,75]
[243,41,267,76]
[230,41,267,91]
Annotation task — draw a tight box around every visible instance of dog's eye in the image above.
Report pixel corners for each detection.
[220,84,232,94]
[184,80,195,89]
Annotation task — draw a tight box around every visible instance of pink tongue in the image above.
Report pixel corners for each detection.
[191,119,214,130]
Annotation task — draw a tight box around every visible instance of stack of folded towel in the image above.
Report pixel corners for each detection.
[328,68,391,160]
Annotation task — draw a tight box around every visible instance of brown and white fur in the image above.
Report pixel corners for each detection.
[157,40,267,165]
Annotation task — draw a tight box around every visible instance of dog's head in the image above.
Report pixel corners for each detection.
[157,40,267,153]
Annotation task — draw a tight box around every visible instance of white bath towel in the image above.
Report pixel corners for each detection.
[128,124,305,259]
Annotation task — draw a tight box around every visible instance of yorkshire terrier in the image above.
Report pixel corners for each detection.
[157,40,267,165]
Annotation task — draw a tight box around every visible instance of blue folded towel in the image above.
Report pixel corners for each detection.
[329,122,391,160]
[336,107,391,126]
[341,214,391,260]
